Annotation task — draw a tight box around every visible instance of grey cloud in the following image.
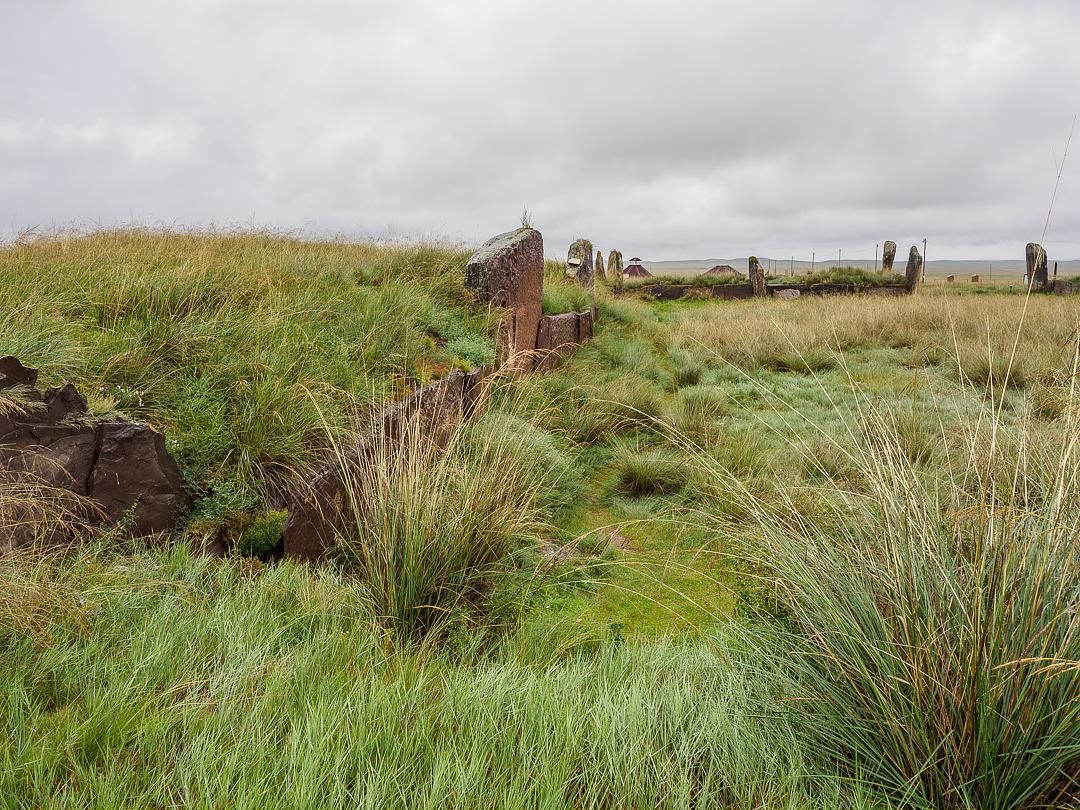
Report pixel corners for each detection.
[2,0,1078,260]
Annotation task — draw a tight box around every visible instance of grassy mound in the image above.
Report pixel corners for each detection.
[0,229,495,511]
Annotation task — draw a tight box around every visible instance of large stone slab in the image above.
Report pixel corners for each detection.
[748,256,767,297]
[905,246,923,293]
[882,241,896,273]
[1026,242,1048,288]
[567,239,594,288]
[607,250,624,290]
[535,312,580,372]
[465,228,544,365]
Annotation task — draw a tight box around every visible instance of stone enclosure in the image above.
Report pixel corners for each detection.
[2,227,597,558]
[281,227,596,559]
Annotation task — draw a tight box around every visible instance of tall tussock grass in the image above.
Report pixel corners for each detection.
[332,407,555,641]
[699,383,1080,808]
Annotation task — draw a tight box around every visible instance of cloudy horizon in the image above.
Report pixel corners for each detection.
[3,0,1079,261]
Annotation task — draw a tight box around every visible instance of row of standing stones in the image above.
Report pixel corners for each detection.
[282,227,596,559]
[5,231,1067,556]
[637,241,1073,301]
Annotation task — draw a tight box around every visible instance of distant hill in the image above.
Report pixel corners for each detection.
[643,257,1080,280]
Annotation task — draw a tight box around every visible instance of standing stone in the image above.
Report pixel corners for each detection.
[748,256,767,298]
[970,274,979,283]
[881,241,897,273]
[1026,243,1048,289]
[595,250,606,286]
[905,245,923,293]
[607,250,624,290]
[946,274,955,283]
[465,228,544,366]
[567,239,594,287]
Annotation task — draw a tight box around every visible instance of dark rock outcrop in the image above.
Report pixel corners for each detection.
[0,357,190,549]
[91,423,188,536]
[281,370,476,561]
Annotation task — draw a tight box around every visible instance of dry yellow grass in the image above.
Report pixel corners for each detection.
[674,289,1080,390]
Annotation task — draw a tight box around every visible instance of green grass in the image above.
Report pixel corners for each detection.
[542,259,593,314]
[771,265,907,287]
[5,235,1080,807]
[0,544,869,809]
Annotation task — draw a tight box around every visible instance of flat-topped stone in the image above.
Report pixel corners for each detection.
[465,228,544,365]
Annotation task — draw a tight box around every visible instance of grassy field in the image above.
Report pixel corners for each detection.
[2,233,1079,808]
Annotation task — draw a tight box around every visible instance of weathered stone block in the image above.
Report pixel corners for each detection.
[534,313,580,372]
[578,310,594,342]
[748,257,767,297]
[882,241,896,273]
[905,246,923,293]
[465,228,544,365]
[1026,242,1048,288]
[607,250,624,290]
[774,288,801,300]
[567,239,594,288]
[1,358,190,547]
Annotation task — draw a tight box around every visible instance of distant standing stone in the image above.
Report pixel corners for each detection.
[882,241,896,273]
[905,246,923,293]
[1026,242,1048,289]
[748,256,767,297]
[595,250,606,285]
[946,274,955,283]
[567,239,594,287]
[970,274,979,283]
[607,250,624,290]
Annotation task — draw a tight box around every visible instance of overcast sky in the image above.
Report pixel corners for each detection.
[3,0,1079,260]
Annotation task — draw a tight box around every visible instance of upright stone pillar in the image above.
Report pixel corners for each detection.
[607,250,624,290]
[904,245,923,293]
[1026,243,1048,289]
[881,241,897,274]
[465,228,544,366]
[567,239,594,287]
[595,250,606,286]
[748,256,767,297]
